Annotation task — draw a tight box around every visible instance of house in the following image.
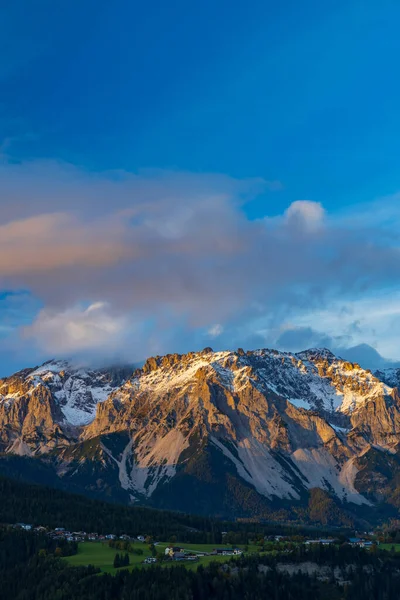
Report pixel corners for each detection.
[143,557,157,564]
[106,534,116,540]
[16,523,32,531]
[137,535,145,542]
[360,541,374,548]
[164,547,173,557]
[214,548,234,556]
[348,537,363,545]
[233,549,243,555]
[173,552,186,561]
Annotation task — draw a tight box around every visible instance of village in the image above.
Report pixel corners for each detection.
[12,522,379,566]
[12,523,247,564]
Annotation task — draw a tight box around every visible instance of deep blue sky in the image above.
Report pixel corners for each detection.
[1,0,400,374]
[3,1,400,210]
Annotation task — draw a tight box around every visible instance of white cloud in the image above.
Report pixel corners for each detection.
[284,200,325,232]
[23,302,128,356]
[208,324,224,337]
[289,291,400,361]
[0,161,400,365]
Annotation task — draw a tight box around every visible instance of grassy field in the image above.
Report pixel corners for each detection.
[64,541,149,573]
[64,541,251,574]
[379,543,400,552]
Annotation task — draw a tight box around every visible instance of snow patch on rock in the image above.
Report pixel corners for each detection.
[29,361,121,425]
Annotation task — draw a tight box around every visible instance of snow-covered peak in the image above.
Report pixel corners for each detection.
[120,346,394,416]
[374,367,400,389]
[1,347,396,429]
[252,348,392,414]
[0,360,131,426]
[127,350,234,395]
[32,359,73,374]
[296,347,337,361]
[2,347,400,511]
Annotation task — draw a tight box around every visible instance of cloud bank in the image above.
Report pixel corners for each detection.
[1,160,400,368]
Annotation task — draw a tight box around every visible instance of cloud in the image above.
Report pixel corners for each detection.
[274,324,400,370]
[284,200,325,232]
[0,212,130,275]
[273,286,400,364]
[0,162,279,320]
[23,302,128,356]
[276,325,337,352]
[208,324,224,337]
[1,160,400,366]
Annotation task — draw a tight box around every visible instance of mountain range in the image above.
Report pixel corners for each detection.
[1,347,400,524]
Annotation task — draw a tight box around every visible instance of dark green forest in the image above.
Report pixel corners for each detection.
[2,527,400,600]
[0,475,352,543]
[0,452,392,527]
[3,474,400,599]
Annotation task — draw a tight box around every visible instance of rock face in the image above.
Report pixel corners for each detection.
[0,361,132,453]
[1,348,400,519]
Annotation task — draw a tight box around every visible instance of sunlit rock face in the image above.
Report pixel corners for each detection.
[1,347,400,516]
[0,360,131,452]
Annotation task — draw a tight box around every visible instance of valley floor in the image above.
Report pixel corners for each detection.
[65,540,400,575]
[64,541,257,573]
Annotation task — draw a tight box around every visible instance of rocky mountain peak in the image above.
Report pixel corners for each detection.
[296,347,337,362]
[1,347,400,520]
[0,360,133,452]
[374,367,400,389]
[126,346,394,417]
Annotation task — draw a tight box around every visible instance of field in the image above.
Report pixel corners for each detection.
[379,543,400,552]
[64,541,254,574]
[65,541,150,573]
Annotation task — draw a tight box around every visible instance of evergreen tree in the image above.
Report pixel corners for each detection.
[113,553,121,568]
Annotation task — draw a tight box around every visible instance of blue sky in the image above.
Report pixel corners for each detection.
[1,0,400,374]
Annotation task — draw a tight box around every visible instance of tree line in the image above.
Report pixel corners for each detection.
[0,475,352,544]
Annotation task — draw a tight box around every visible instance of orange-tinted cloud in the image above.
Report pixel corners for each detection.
[1,160,400,363]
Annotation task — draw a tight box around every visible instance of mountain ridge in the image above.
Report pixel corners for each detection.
[1,347,400,521]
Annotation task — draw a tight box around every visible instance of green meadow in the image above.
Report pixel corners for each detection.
[379,543,400,552]
[65,541,148,574]
[64,541,255,574]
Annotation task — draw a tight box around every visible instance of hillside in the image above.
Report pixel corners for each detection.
[0,475,354,541]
